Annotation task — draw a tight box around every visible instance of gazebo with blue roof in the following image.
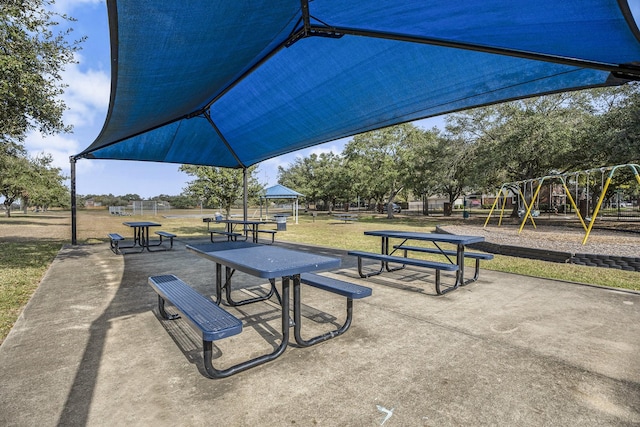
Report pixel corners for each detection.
[261,184,304,224]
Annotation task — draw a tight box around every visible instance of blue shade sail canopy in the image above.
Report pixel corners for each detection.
[75,0,640,168]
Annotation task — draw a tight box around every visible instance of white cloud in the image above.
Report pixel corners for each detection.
[24,129,103,185]
[258,157,289,186]
[26,130,78,153]
[62,57,110,128]
[51,0,102,14]
[25,131,79,172]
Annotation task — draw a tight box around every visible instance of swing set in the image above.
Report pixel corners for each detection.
[483,163,640,244]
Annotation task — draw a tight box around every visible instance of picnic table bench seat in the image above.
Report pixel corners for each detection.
[108,233,125,254]
[296,273,372,347]
[149,274,277,379]
[154,231,176,249]
[393,245,493,260]
[347,250,458,295]
[333,214,358,223]
[256,229,277,244]
[393,244,493,282]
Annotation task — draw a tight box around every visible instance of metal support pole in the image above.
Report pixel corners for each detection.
[518,180,542,233]
[561,179,588,231]
[583,175,612,244]
[243,167,248,221]
[498,187,509,226]
[582,164,640,244]
[70,157,77,245]
[483,186,503,227]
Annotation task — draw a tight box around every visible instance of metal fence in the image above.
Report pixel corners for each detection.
[109,201,172,216]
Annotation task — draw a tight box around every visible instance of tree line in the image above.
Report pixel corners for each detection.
[277,85,640,217]
[76,191,235,211]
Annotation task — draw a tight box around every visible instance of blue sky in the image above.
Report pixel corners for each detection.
[26,1,639,198]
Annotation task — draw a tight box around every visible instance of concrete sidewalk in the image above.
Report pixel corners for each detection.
[1,238,639,426]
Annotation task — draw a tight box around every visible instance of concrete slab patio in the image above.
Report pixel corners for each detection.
[1,238,639,426]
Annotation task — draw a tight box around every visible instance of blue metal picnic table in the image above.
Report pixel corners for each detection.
[185,241,341,372]
[121,221,162,252]
[363,230,486,293]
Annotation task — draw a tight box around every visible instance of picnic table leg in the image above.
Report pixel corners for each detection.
[436,244,464,295]
[435,270,458,295]
[215,263,223,304]
[458,244,464,286]
[470,259,481,282]
[157,295,181,320]
[222,265,277,306]
[146,229,170,250]
[113,230,137,254]
[127,226,145,253]
[225,223,237,241]
[355,256,384,278]
[270,278,282,305]
[140,227,146,247]
[143,227,149,247]
[132,227,140,246]
[382,236,405,273]
[202,276,290,379]
[293,275,353,347]
[459,245,482,286]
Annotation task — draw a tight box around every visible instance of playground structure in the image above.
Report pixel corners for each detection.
[484,164,640,244]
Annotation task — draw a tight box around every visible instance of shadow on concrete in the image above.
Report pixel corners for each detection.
[1,237,639,426]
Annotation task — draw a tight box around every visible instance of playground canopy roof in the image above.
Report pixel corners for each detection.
[262,185,304,200]
[74,1,640,169]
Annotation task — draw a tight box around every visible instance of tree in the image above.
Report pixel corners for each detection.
[23,153,69,211]
[448,95,592,184]
[0,146,31,216]
[312,152,349,211]
[151,193,198,209]
[423,134,476,216]
[1,1,82,216]
[579,84,640,168]
[0,150,67,216]
[402,127,442,214]
[446,93,597,215]
[180,165,262,217]
[344,124,420,218]
[437,136,477,215]
[278,152,350,211]
[278,154,321,209]
[1,0,82,145]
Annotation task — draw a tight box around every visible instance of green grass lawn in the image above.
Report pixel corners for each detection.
[1,209,639,344]
[0,241,63,342]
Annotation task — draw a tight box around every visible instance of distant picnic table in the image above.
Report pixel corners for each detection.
[333,213,358,223]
